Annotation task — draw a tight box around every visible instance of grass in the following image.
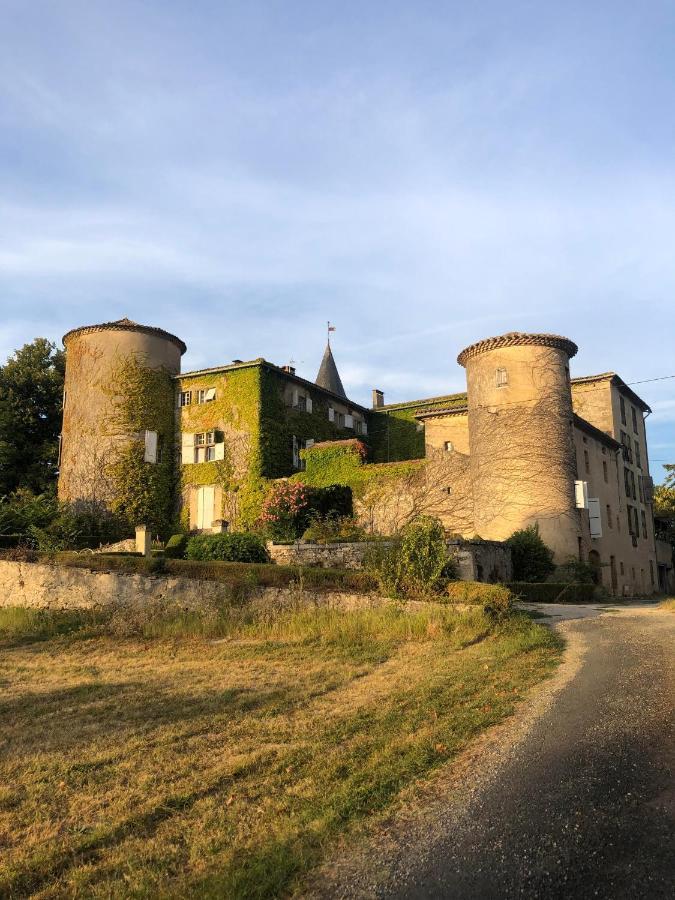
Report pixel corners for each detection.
[0,601,562,898]
[660,597,675,612]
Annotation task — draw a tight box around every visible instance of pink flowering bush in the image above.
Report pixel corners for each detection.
[258,481,310,541]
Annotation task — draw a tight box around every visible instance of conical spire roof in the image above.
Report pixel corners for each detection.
[316,342,347,399]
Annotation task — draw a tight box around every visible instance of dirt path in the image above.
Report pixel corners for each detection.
[306,605,674,899]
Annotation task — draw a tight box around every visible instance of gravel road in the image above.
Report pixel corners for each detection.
[310,605,674,900]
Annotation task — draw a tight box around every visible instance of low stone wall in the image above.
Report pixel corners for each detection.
[267,541,376,570]
[448,540,513,583]
[0,559,382,612]
[268,538,513,583]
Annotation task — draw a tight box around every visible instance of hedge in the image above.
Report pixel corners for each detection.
[186,533,268,563]
[507,582,597,604]
[164,534,188,559]
[445,581,513,617]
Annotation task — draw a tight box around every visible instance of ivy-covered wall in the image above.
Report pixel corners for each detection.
[178,363,370,529]
[260,367,359,479]
[296,439,423,499]
[178,364,264,530]
[367,392,468,463]
[105,355,176,537]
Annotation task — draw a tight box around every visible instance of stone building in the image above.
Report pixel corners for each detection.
[58,321,659,595]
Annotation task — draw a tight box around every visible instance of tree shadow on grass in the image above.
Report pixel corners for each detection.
[0,681,291,755]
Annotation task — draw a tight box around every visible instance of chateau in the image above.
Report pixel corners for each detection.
[58,319,662,596]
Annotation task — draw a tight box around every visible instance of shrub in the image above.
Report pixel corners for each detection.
[507,582,597,604]
[550,558,597,585]
[302,513,365,544]
[164,533,188,559]
[186,532,269,564]
[445,581,513,618]
[365,517,450,599]
[506,525,555,583]
[258,482,310,541]
[306,485,353,520]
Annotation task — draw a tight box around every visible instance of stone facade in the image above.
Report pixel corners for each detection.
[57,323,660,595]
[267,537,512,583]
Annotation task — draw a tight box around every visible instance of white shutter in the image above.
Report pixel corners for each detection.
[292,389,299,408]
[214,442,225,460]
[144,430,158,463]
[305,439,315,450]
[205,387,216,402]
[306,397,313,414]
[345,414,354,429]
[574,480,589,509]
[588,498,602,538]
[181,433,194,465]
[328,406,335,422]
[361,420,368,435]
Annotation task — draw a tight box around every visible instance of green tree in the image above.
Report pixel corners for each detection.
[654,465,675,549]
[0,339,65,495]
[506,525,556,582]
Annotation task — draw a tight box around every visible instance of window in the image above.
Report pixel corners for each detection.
[620,395,626,425]
[638,477,644,503]
[606,504,612,528]
[156,436,164,464]
[620,431,632,463]
[641,510,647,539]
[624,467,632,499]
[584,449,590,473]
[620,561,624,575]
[179,390,192,407]
[205,446,216,462]
[634,440,641,470]
[296,395,307,412]
[631,406,638,433]
[495,367,508,387]
[195,433,206,446]
[627,505,635,535]
[328,406,335,423]
[337,413,345,427]
[444,440,454,452]
[603,460,608,483]
[355,420,363,435]
[195,388,216,404]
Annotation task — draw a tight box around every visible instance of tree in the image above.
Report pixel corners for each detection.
[506,525,556,583]
[0,338,65,495]
[654,465,675,549]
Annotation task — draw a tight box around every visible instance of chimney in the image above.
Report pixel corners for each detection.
[372,389,384,409]
[281,364,296,376]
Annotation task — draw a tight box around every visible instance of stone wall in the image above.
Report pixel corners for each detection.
[268,541,376,570]
[0,559,381,612]
[448,540,513,583]
[268,538,512,582]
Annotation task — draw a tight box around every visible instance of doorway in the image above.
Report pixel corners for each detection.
[196,485,215,531]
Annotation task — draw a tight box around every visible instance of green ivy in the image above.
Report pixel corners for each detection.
[295,439,422,499]
[368,393,467,463]
[105,356,176,537]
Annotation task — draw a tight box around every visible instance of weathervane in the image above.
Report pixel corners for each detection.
[327,321,336,345]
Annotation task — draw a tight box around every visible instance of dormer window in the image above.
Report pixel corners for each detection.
[496,368,508,388]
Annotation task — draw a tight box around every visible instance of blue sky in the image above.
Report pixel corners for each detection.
[1,1,673,479]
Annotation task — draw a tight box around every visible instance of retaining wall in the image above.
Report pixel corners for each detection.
[0,559,383,612]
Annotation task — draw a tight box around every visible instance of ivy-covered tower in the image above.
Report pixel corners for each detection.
[58,319,185,531]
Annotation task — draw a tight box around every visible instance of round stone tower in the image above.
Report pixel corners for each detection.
[58,318,185,506]
[457,332,580,561]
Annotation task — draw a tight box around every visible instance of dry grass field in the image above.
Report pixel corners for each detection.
[0,602,562,898]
